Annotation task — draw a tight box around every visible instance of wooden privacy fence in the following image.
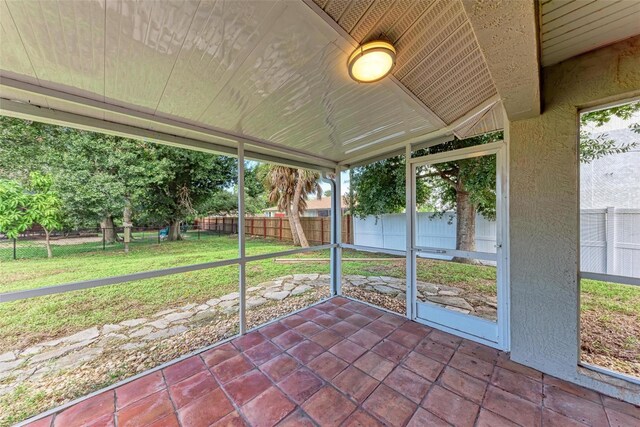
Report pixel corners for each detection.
[195,216,353,245]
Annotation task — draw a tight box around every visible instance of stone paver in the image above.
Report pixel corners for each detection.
[102,324,123,334]
[0,352,16,363]
[220,292,240,301]
[4,274,494,403]
[247,297,268,308]
[291,285,312,295]
[120,318,147,327]
[129,327,153,338]
[62,327,99,343]
[0,359,22,373]
[264,291,290,301]
[165,312,192,322]
[143,326,188,341]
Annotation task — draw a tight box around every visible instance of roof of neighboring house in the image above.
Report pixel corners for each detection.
[263,197,348,212]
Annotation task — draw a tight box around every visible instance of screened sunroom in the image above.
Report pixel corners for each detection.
[0,0,639,425]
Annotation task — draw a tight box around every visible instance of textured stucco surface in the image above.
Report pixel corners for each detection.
[509,35,640,403]
[462,0,540,120]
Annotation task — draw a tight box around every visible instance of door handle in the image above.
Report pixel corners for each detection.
[420,249,447,254]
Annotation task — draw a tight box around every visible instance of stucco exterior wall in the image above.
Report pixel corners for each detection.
[509,35,640,403]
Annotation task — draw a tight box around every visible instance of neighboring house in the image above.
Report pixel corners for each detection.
[263,198,348,217]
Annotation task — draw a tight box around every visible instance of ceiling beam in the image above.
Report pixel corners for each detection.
[0,77,338,171]
[0,98,336,172]
[462,0,541,121]
[340,94,500,167]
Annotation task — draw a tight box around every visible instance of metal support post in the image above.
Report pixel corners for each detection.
[237,143,247,334]
[329,168,342,296]
[405,145,416,320]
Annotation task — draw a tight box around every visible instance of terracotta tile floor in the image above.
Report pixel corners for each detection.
[25,297,640,427]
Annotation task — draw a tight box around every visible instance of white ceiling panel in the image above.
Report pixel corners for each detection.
[540,0,640,66]
[0,0,449,163]
[104,0,200,110]
[5,0,105,97]
[243,45,436,154]
[197,3,333,131]
[193,1,436,155]
[0,1,38,81]
[156,0,279,119]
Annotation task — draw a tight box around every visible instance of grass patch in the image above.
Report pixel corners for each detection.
[1,235,638,377]
[0,236,334,350]
[581,278,640,315]
[580,278,640,376]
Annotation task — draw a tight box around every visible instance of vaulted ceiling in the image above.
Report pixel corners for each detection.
[311,0,498,125]
[0,0,638,168]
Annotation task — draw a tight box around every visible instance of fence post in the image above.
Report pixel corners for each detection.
[102,228,106,250]
[13,238,17,260]
[321,218,324,245]
[606,206,616,274]
[279,217,283,240]
[264,217,267,238]
[158,229,161,244]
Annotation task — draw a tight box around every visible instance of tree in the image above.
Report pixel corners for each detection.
[580,101,640,163]
[290,169,322,247]
[0,173,63,258]
[27,172,63,258]
[416,134,498,259]
[195,163,268,216]
[0,117,237,242]
[51,131,162,242]
[350,156,429,217]
[0,118,155,240]
[351,132,501,261]
[139,146,237,240]
[0,178,31,239]
[263,166,321,247]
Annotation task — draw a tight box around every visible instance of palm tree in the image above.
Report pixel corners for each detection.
[263,166,321,247]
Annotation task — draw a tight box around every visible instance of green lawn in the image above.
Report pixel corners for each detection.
[1,234,638,363]
[0,234,327,350]
[0,231,159,261]
[581,278,640,316]
[1,234,638,427]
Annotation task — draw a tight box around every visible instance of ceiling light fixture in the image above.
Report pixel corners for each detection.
[347,40,396,83]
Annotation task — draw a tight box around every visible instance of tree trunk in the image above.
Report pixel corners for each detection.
[100,216,117,244]
[44,228,52,258]
[286,205,300,246]
[453,189,477,263]
[123,199,132,253]
[292,213,308,247]
[168,220,182,241]
[291,172,309,247]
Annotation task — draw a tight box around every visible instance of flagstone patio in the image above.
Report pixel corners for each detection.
[22,297,639,427]
[2,274,494,398]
